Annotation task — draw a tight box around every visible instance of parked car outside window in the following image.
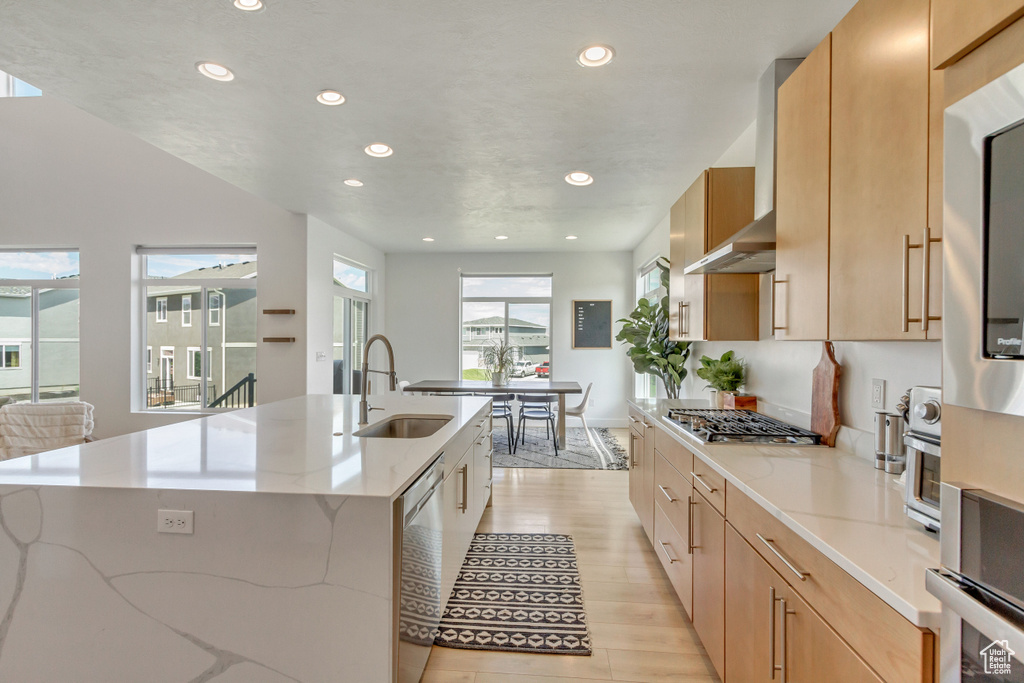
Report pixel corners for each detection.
[512,360,535,377]
[535,362,550,378]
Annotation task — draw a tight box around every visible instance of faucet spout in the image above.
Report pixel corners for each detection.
[359,334,397,425]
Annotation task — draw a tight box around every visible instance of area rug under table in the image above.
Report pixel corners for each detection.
[434,533,592,655]
[492,426,628,470]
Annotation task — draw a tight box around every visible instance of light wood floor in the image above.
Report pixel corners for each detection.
[421,438,720,683]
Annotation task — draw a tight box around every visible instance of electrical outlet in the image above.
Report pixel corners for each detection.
[871,379,886,410]
[158,509,194,535]
[315,351,327,362]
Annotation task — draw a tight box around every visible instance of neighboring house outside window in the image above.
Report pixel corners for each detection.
[141,249,257,411]
[147,347,152,373]
[460,275,552,381]
[0,250,81,403]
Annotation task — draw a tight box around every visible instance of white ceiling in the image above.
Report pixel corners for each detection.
[0,0,856,253]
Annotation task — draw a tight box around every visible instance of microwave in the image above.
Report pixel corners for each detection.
[945,60,1024,418]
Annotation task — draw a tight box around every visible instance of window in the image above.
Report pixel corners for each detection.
[147,347,152,373]
[0,250,80,403]
[140,249,256,411]
[1,70,42,98]
[209,293,221,326]
[635,260,666,399]
[333,257,371,395]
[460,275,552,381]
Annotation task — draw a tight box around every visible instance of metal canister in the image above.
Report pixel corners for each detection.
[873,411,889,470]
[884,413,906,474]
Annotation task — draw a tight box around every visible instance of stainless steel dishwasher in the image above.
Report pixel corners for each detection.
[396,454,444,683]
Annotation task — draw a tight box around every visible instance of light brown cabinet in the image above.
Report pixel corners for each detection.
[627,406,654,544]
[653,450,693,618]
[691,489,725,679]
[668,168,760,342]
[725,525,882,683]
[775,34,832,341]
[931,0,1024,68]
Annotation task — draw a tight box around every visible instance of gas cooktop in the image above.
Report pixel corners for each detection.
[666,408,822,445]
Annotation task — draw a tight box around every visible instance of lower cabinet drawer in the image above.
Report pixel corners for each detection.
[653,500,693,618]
[727,483,935,683]
[654,451,691,538]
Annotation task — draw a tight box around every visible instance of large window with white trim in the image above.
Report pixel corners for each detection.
[0,250,80,403]
[140,248,257,411]
[332,257,371,395]
[460,275,552,381]
[634,260,666,399]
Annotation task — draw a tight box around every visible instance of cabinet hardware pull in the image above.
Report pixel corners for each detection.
[658,540,679,564]
[658,485,677,503]
[687,496,698,554]
[757,534,809,581]
[690,472,717,494]
[627,416,639,424]
[920,226,942,332]
[769,586,779,680]
[771,274,787,334]
[459,464,469,513]
[779,597,793,683]
[630,435,637,468]
[678,302,690,336]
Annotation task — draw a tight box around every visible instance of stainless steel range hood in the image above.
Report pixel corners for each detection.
[684,59,802,276]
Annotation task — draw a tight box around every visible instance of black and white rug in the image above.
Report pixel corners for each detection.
[492,426,628,470]
[435,533,592,656]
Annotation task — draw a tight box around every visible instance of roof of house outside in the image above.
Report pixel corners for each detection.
[160,261,258,280]
[463,316,546,330]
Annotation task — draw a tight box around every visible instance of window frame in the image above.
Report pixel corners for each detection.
[0,249,80,403]
[147,346,152,373]
[209,293,221,326]
[0,343,20,369]
[138,247,256,413]
[459,273,553,379]
[635,259,665,399]
[156,297,168,323]
[332,256,373,395]
[181,295,192,327]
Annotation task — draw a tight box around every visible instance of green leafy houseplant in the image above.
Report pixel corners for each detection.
[480,339,518,384]
[615,258,691,399]
[695,350,746,393]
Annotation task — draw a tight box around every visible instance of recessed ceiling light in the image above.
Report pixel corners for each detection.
[565,171,594,186]
[577,45,615,67]
[233,0,263,10]
[317,90,345,106]
[565,235,579,240]
[422,237,435,242]
[495,235,509,241]
[364,143,393,157]
[343,179,363,187]
[196,62,234,81]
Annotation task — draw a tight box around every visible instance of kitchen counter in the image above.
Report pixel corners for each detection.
[0,393,489,499]
[628,398,941,630]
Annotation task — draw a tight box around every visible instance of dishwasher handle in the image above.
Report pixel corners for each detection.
[402,454,445,527]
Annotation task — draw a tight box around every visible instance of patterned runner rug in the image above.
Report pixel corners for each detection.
[492,426,628,470]
[435,533,592,655]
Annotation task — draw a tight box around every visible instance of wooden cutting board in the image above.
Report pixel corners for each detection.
[811,341,841,447]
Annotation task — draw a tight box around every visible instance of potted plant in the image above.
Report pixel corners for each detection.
[615,258,691,399]
[694,350,746,407]
[481,339,518,386]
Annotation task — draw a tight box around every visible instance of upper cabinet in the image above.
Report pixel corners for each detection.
[774,0,942,341]
[668,167,759,342]
[775,35,832,341]
[932,0,1024,68]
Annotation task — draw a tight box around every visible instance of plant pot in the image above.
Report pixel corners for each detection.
[716,390,735,409]
[491,371,505,387]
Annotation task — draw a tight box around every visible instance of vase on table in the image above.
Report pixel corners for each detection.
[491,371,505,387]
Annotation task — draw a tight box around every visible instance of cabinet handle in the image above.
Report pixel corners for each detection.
[459,464,469,513]
[769,586,778,680]
[658,485,677,503]
[690,472,717,494]
[779,597,792,683]
[629,434,637,468]
[920,226,942,332]
[678,302,690,336]
[757,534,809,581]
[687,496,698,554]
[658,540,679,564]
[771,274,787,334]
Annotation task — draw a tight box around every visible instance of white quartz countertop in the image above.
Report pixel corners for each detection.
[628,398,941,630]
[0,394,489,499]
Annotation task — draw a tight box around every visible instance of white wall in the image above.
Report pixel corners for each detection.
[0,96,369,437]
[385,251,634,426]
[305,216,387,395]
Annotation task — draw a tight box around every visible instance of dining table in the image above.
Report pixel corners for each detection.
[402,380,583,445]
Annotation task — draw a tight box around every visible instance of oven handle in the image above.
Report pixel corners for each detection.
[926,569,1024,655]
[904,433,941,457]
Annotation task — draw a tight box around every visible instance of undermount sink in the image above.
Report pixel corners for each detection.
[354,415,453,439]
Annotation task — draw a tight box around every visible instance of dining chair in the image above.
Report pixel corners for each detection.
[564,383,596,452]
[514,394,558,455]
[485,393,515,453]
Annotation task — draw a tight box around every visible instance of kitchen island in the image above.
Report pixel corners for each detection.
[0,393,491,683]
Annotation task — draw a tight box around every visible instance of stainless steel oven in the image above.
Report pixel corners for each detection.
[904,386,942,532]
[944,60,1024,418]
[927,483,1024,681]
